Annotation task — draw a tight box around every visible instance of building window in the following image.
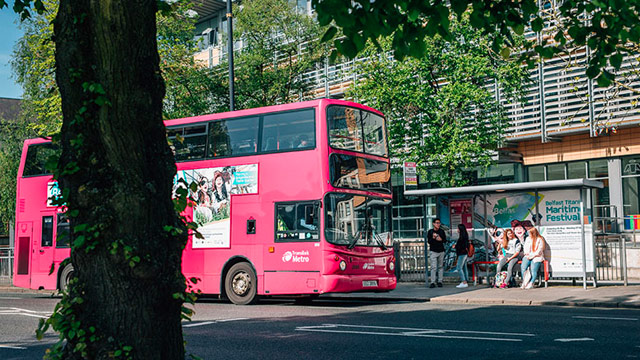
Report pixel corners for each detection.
[547,163,566,181]
[567,161,587,179]
[527,165,545,182]
[588,159,608,179]
[622,156,640,229]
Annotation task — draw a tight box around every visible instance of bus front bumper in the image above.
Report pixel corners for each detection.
[320,274,397,294]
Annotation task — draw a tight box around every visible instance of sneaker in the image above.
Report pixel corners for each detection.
[437,282,443,288]
[456,283,468,288]
[429,283,436,288]
[525,283,534,290]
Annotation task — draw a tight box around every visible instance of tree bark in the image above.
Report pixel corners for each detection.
[54,0,186,358]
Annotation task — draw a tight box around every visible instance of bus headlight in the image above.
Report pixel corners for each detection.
[388,260,395,272]
[339,260,347,271]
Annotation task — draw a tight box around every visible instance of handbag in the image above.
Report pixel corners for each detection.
[494,271,508,288]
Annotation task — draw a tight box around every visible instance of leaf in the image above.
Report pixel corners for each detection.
[609,53,623,69]
[586,65,600,79]
[596,73,612,87]
[531,17,543,32]
[320,26,337,43]
[500,47,511,59]
[450,0,468,17]
[514,24,525,36]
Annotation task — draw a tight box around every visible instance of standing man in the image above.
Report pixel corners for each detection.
[427,218,446,288]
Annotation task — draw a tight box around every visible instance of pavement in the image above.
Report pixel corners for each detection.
[2,281,639,309]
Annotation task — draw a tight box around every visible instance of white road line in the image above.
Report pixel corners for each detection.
[183,318,247,328]
[0,345,27,350]
[573,316,637,321]
[216,318,248,322]
[296,324,532,342]
[554,338,594,342]
[0,307,52,319]
[316,324,535,337]
[183,321,216,328]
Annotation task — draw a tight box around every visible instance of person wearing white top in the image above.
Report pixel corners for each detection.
[520,226,545,289]
[495,228,522,287]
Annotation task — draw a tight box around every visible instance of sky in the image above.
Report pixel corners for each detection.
[0,9,24,99]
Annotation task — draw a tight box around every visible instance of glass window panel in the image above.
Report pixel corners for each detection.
[546,163,565,180]
[567,161,587,179]
[324,193,392,247]
[261,109,315,152]
[361,111,388,156]
[527,165,545,181]
[41,216,53,247]
[623,177,640,218]
[589,159,608,179]
[24,143,57,177]
[275,201,319,242]
[56,213,70,248]
[622,157,640,176]
[329,154,391,193]
[209,116,259,157]
[328,106,363,152]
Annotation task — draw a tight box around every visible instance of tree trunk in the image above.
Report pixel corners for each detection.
[54,0,186,358]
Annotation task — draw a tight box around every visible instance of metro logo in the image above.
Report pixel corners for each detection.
[281,250,310,263]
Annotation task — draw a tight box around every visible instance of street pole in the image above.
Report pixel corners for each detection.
[226,0,235,111]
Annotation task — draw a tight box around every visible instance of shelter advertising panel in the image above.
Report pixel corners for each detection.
[538,189,594,275]
[473,189,594,276]
[174,164,258,248]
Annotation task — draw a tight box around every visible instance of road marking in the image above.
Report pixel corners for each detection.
[217,318,248,322]
[296,324,533,342]
[183,318,247,328]
[0,307,51,319]
[573,316,637,321]
[554,338,594,342]
[183,321,216,328]
[0,344,27,349]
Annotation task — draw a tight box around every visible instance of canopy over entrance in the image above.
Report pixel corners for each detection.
[405,178,603,197]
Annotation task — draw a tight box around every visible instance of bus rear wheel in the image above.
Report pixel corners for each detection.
[59,264,74,293]
[225,262,257,305]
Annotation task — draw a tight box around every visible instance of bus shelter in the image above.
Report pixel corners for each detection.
[404,178,604,289]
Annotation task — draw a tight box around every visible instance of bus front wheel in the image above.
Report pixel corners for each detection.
[59,264,74,293]
[225,262,257,305]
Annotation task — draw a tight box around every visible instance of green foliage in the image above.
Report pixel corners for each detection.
[348,18,527,187]
[0,118,31,234]
[159,0,228,119]
[209,0,328,110]
[10,0,61,137]
[312,0,640,86]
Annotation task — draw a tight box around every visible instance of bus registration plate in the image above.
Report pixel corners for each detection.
[362,280,378,287]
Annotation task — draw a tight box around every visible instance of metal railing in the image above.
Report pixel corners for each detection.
[394,242,426,282]
[0,248,13,285]
[594,234,629,286]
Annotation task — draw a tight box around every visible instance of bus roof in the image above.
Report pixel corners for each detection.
[163,99,383,127]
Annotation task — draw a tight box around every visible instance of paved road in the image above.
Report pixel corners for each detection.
[1,294,639,359]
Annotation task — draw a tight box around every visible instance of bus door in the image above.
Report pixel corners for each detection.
[14,222,33,288]
[265,201,321,294]
[35,213,56,275]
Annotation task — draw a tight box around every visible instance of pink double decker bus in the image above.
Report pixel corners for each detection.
[13,99,396,304]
